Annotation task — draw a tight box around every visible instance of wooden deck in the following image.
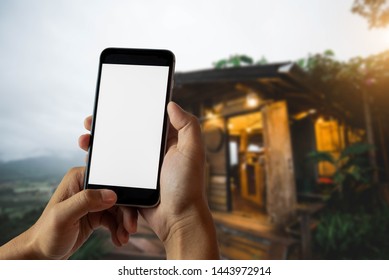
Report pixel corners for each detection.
[213,211,297,260]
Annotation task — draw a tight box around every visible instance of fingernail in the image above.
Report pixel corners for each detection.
[101,190,117,203]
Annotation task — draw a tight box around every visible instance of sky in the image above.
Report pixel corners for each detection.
[1,0,389,162]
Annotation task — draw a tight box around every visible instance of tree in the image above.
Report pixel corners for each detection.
[298,50,389,182]
[213,55,267,69]
[352,0,389,28]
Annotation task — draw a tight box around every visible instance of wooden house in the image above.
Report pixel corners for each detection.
[172,63,363,259]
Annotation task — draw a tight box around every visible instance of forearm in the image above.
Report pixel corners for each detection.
[164,206,220,260]
[0,226,41,260]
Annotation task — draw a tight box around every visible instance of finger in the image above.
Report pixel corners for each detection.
[99,211,122,247]
[78,134,90,151]
[166,121,178,150]
[167,101,203,155]
[105,206,132,245]
[84,116,92,131]
[56,189,117,226]
[120,206,138,234]
[87,209,123,246]
[115,208,128,245]
[48,167,85,206]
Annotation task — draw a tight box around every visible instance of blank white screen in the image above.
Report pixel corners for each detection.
[88,63,169,189]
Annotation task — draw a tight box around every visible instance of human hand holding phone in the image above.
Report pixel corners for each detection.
[80,102,220,259]
[0,167,136,260]
[0,102,219,260]
[0,48,218,260]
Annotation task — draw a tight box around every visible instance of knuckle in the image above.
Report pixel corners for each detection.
[81,189,94,205]
[66,166,85,184]
[189,114,199,124]
[68,167,78,175]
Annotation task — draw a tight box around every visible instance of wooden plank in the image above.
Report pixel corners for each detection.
[262,101,297,227]
[213,212,297,246]
[209,185,227,196]
[219,234,268,260]
[210,203,228,212]
[210,195,228,205]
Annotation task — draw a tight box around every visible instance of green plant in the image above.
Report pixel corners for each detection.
[308,142,374,196]
[314,206,389,259]
[213,55,254,68]
[309,142,389,259]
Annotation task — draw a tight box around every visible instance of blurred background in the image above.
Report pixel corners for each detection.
[1,0,389,259]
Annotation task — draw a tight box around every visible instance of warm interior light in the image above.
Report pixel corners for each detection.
[294,109,317,120]
[246,92,259,108]
[205,109,216,119]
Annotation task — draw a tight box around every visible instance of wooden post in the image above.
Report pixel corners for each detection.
[262,101,297,227]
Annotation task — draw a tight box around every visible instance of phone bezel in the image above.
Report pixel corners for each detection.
[84,48,175,207]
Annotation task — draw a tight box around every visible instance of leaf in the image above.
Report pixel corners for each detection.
[296,58,306,69]
[324,49,335,57]
[229,56,241,67]
[333,172,346,185]
[347,165,362,181]
[340,142,374,158]
[213,59,228,69]
[256,56,268,65]
[239,55,254,64]
[307,151,335,164]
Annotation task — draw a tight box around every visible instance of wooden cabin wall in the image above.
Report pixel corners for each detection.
[202,118,229,212]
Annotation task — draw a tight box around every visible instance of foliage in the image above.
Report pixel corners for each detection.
[214,50,389,121]
[214,55,254,69]
[308,142,389,259]
[308,142,374,197]
[315,206,389,259]
[352,0,389,28]
[213,54,269,69]
[297,49,389,130]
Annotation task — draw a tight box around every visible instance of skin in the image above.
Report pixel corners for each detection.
[0,101,219,260]
[0,167,136,260]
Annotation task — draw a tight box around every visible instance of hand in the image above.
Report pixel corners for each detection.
[79,101,219,259]
[0,167,137,260]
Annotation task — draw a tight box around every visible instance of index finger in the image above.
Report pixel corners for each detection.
[84,116,92,131]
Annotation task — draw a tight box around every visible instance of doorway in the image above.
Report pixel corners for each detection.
[227,112,266,214]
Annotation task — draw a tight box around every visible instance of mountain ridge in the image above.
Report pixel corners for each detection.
[0,155,85,183]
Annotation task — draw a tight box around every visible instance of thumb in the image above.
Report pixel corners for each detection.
[56,189,117,225]
[167,101,203,152]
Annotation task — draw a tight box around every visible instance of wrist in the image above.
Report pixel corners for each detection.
[163,204,220,260]
[0,225,44,260]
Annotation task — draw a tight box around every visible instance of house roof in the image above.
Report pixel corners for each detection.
[172,62,327,115]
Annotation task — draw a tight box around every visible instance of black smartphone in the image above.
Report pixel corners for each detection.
[84,48,175,207]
